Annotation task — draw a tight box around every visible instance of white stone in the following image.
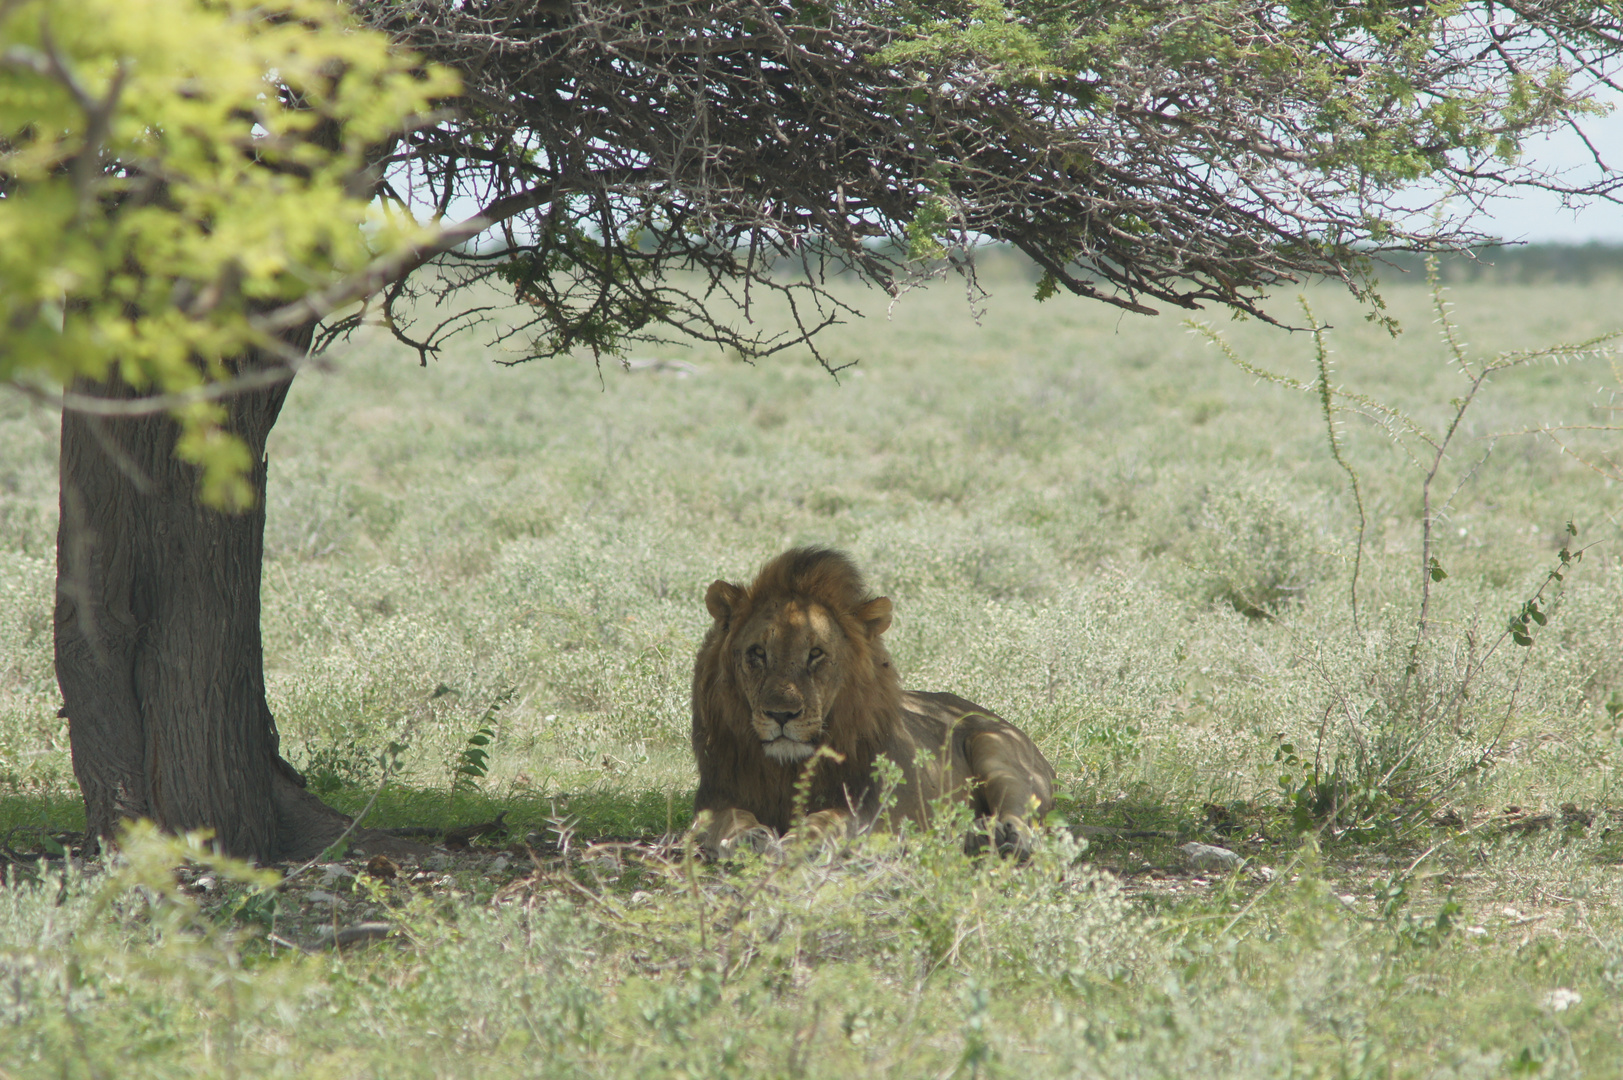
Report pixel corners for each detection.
[1543,988,1581,1012]
[1178,842,1243,872]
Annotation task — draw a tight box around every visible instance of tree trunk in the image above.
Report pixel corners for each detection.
[54,335,351,862]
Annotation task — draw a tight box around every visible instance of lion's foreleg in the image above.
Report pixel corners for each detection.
[789,808,851,849]
[693,806,777,860]
[691,806,850,860]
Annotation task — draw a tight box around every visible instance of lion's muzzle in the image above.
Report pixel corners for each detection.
[757,708,819,762]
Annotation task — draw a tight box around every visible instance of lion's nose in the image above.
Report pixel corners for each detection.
[765,708,803,723]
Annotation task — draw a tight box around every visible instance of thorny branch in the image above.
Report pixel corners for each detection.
[344,0,1623,367]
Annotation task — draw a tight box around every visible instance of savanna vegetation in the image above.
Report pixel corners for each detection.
[3,262,1622,1077]
[13,0,1623,862]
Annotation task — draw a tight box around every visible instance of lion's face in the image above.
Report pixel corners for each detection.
[706,581,892,764]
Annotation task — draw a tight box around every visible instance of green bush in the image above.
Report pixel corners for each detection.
[1168,481,1323,619]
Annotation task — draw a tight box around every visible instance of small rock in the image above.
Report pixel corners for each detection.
[315,922,394,950]
[1542,988,1582,1012]
[1431,808,1465,828]
[306,890,340,906]
[1251,865,1277,883]
[1178,842,1243,872]
[1503,813,1555,834]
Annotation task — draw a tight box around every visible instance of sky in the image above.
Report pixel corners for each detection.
[1472,103,1623,243]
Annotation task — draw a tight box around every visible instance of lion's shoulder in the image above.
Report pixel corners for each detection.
[902,690,995,722]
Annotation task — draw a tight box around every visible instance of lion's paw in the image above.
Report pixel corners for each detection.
[715,825,782,861]
[963,819,1035,862]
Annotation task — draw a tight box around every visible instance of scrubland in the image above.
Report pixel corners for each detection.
[2,264,1623,1077]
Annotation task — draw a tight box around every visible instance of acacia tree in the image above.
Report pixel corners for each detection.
[7,0,1623,860]
[355,0,1623,359]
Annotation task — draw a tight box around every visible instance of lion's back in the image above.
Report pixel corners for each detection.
[895,690,1058,812]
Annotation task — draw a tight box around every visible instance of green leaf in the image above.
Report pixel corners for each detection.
[0,0,457,508]
[1034,270,1059,303]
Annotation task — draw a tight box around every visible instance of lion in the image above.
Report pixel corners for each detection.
[690,547,1056,859]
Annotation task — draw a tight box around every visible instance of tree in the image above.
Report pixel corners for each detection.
[1,0,455,858]
[6,0,1621,859]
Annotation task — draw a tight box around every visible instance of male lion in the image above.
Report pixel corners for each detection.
[691,547,1056,859]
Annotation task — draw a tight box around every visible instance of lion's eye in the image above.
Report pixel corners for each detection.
[745,645,766,666]
[808,647,824,666]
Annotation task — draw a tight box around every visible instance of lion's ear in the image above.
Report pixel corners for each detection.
[705,580,745,626]
[855,596,893,639]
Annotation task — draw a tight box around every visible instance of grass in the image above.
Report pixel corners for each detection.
[2,265,1623,1076]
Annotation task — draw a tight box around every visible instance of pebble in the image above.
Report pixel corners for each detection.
[318,863,354,887]
[1543,988,1581,1012]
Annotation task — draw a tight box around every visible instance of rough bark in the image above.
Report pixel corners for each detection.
[54,334,352,862]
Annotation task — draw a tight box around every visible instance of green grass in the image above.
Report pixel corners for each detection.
[2,268,1623,1076]
[316,784,694,839]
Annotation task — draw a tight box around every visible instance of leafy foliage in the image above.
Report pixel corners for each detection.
[0,0,454,505]
[452,687,514,791]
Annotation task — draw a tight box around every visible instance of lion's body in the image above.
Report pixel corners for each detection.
[691,548,1056,856]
